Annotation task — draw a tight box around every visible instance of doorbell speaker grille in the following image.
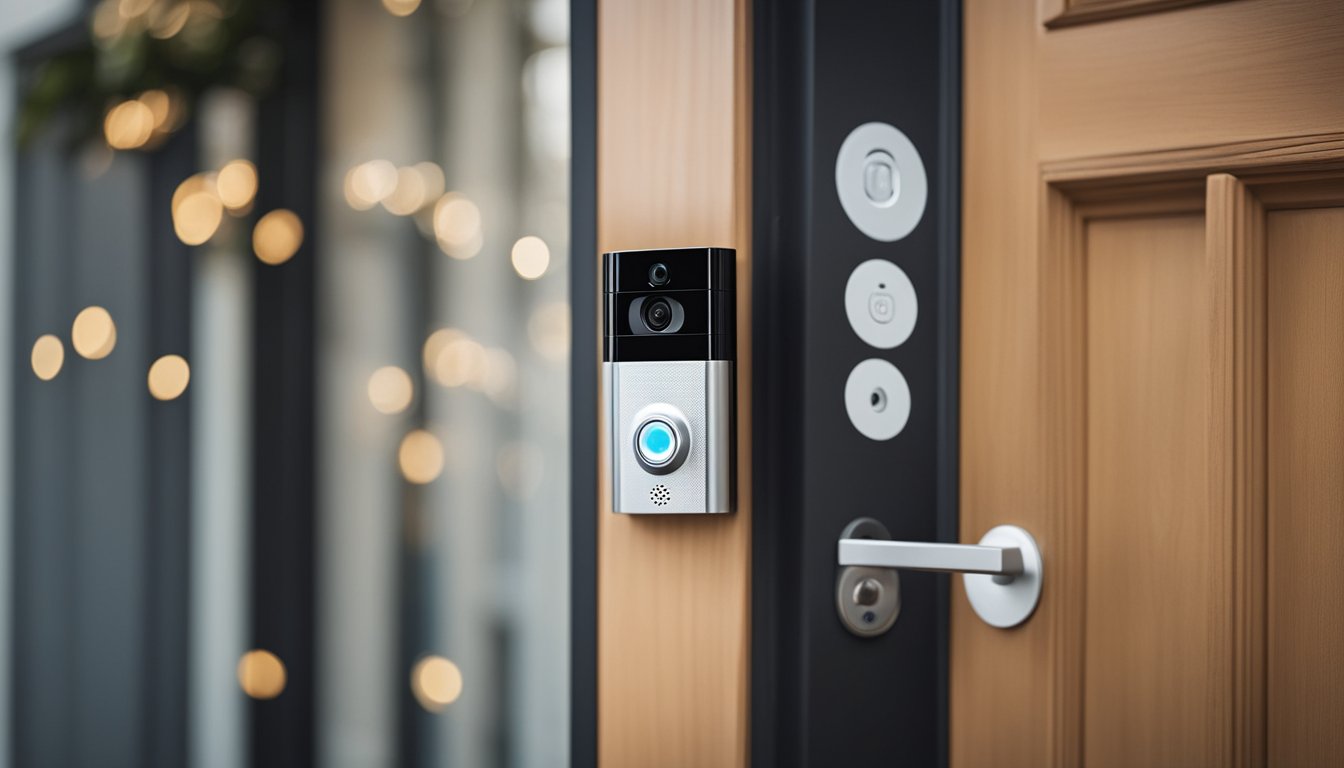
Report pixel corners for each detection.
[650,484,671,506]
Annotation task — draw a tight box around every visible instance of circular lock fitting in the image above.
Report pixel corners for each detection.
[835,122,928,242]
[845,359,912,441]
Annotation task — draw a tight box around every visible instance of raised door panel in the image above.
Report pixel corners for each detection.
[1083,214,1223,767]
[961,0,1344,762]
[1266,207,1344,765]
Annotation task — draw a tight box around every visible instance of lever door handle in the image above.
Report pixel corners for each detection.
[838,538,1024,577]
[835,517,1043,633]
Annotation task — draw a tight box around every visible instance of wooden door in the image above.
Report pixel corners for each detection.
[958,1,1344,765]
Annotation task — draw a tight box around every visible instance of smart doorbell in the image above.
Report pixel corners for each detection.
[603,247,735,514]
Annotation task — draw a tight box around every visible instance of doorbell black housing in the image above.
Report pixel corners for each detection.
[603,247,736,513]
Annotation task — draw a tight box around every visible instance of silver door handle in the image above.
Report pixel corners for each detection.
[838,538,1024,577]
[835,517,1043,633]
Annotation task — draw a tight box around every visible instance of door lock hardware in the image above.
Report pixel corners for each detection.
[835,518,901,637]
[836,517,1043,632]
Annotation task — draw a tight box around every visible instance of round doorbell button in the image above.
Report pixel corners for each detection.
[630,404,692,475]
[845,259,917,349]
[845,359,911,441]
[636,420,677,466]
[836,122,928,242]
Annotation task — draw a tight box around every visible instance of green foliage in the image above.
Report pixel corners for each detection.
[17,0,283,149]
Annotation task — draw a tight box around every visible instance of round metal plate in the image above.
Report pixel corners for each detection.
[963,525,1043,629]
[835,122,928,242]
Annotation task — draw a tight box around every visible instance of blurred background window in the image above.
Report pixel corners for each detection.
[1,0,570,766]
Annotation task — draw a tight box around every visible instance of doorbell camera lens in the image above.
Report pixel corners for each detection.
[643,297,673,331]
[648,263,670,286]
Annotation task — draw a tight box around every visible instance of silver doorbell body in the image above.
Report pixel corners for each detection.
[603,247,736,514]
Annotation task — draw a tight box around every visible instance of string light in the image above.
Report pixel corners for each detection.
[367,366,414,415]
[411,655,462,712]
[253,209,304,265]
[422,328,466,380]
[433,336,484,388]
[237,650,286,700]
[383,0,422,17]
[399,430,444,484]
[103,99,155,150]
[172,173,223,245]
[216,159,258,211]
[433,193,482,259]
[382,166,427,216]
[30,335,64,381]
[510,235,550,280]
[71,306,117,360]
[147,354,191,401]
[347,160,398,209]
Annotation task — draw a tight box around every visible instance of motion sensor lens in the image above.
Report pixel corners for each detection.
[648,263,670,286]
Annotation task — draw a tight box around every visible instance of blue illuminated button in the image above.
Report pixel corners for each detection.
[636,419,677,466]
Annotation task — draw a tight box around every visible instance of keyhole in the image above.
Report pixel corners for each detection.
[870,387,887,412]
[853,578,882,607]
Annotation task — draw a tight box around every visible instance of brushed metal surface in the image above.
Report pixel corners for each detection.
[605,360,733,514]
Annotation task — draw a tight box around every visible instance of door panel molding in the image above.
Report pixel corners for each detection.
[1041,0,1226,30]
[1031,137,1344,766]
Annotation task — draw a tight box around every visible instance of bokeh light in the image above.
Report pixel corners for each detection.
[138,89,171,130]
[103,99,155,150]
[433,336,485,388]
[510,235,550,280]
[528,302,570,362]
[422,327,465,378]
[147,354,191,401]
[253,209,304,265]
[399,430,444,484]
[347,160,398,209]
[148,2,191,39]
[382,166,426,216]
[237,650,287,700]
[367,366,414,415]
[479,347,517,404]
[383,0,422,17]
[411,655,463,712]
[413,162,445,203]
[173,186,224,246]
[71,306,117,360]
[433,193,482,259]
[30,335,64,381]
[216,159,258,211]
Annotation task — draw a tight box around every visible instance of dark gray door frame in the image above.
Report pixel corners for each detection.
[750,0,961,765]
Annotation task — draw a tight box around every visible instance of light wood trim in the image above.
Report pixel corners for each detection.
[1044,133,1344,189]
[1038,2,1344,162]
[595,0,752,765]
[1042,0,1222,29]
[1206,174,1268,767]
[1040,185,1086,767]
[954,2,1054,764]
